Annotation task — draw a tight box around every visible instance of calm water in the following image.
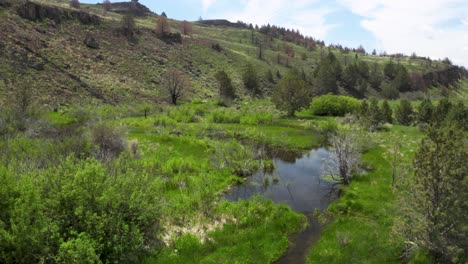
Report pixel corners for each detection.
[224,148,336,212]
[223,148,338,264]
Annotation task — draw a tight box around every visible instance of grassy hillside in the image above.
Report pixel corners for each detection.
[0,0,449,108]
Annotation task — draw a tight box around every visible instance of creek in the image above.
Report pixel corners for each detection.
[224,148,338,264]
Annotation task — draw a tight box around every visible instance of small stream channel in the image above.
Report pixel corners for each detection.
[223,148,338,264]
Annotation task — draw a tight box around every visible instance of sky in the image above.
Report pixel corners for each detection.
[82,0,468,67]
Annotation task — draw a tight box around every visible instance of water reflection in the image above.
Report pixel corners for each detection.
[224,148,337,213]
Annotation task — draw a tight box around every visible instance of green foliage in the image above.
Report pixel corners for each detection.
[0,155,163,263]
[395,99,414,125]
[215,70,236,102]
[396,126,467,263]
[208,102,280,125]
[210,140,258,176]
[272,69,310,116]
[384,60,398,80]
[309,126,425,264]
[56,233,102,264]
[368,97,382,127]
[315,52,342,95]
[369,63,383,89]
[392,66,411,92]
[416,99,434,124]
[309,95,360,116]
[381,100,393,124]
[342,63,360,89]
[381,83,400,99]
[154,199,305,264]
[357,60,370,80]
[243,63,260,96]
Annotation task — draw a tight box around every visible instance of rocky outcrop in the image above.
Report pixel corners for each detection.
[110,1,154,17]
[17,1,101,25]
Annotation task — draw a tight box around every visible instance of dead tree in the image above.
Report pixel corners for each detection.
[162,68,192,105]
[326,129,361,185]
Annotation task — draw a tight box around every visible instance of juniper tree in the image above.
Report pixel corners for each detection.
[380,100,393,124]
[395,99,414,125]
[272,69,310,116]
[417,98,434,124]
[243,63,260,96]
[215,70,235,102]
[396,127,467,262]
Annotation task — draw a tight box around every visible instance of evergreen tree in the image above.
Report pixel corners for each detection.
[432,98,452,126]
[243,63,260,96]
[272,69,310,116]
[342,63,360,90]
[397,127,467,262]
[395,99,414,125]
[357,60,370,80]
[315,52,342,95]
[384,60,398,80]
[447,102,468,131]
[380,100,393,124]
[369,63,383,89]
[215,70,236,102]
[392,66,411,92]
[358,99,370,118]
[417,98,434,124]
[369,98,382,126]
[266,69,275,83]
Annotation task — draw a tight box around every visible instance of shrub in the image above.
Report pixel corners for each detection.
[56,233,101,264]
[91,123,126,161]
[309,95,360,116]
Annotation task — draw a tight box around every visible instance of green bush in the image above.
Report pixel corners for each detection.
[309,95,360,116]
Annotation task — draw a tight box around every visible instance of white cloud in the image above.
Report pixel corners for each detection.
[212,0,336,39]
[202,0,217,13]
[339,0,468,67]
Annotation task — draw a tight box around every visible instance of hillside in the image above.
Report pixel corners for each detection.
[0,1,467,264]
[1,0,463,108]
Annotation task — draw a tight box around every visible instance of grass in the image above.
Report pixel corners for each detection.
[308,125,424,263]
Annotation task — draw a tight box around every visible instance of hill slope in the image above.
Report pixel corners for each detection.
[0,0,462,108]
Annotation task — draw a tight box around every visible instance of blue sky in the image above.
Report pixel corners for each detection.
[82,0,468,66]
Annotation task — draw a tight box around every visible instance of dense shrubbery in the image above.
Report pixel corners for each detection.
[309,95,360,116]
[0,141,162,264]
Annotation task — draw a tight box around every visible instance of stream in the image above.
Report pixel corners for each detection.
[223,148,338,264]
